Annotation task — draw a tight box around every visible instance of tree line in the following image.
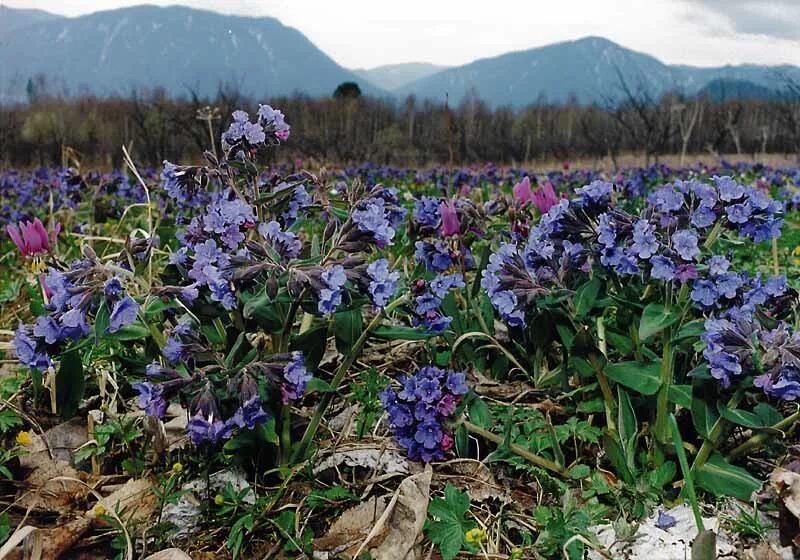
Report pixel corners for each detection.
[1,77,799,169]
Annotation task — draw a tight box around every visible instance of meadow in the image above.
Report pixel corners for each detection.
[1,104,800,559]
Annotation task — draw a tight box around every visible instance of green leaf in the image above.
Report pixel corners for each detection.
[672,319,706,343]
[604,361,662,395]
[573,277,602,319]
[695,454,762,500]
[638,303,680,341]
[468,397,493,430]
[56,351,85,419]
[603,432,634,483]
[617,388,638,474]
[606,331,634,356]
[371,325,437,341]
[569,464,591,479]
[104,322,150,341]
[94,301,109,344]
[668,384,693,408]
[334,309,363,355]
[427,484,476,560]
[718,404,765,429]
[691,396,719,440]
[0,409,22,433]
[754,403,783,427]
[305,378,335,393]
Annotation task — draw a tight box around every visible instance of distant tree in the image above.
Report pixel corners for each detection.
[333,82,361,99]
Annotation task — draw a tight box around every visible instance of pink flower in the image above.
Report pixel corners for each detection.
[439,200,460,237]
[532,181,559,214]
[7,218,59,257]
[440,431,454,451]
[512,176,534,205]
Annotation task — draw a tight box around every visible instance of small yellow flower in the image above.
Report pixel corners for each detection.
[465,527,487,545]
[93,504,107,517]
[15,431,32,447]
[214,494,225,506]
[172,462,183,474]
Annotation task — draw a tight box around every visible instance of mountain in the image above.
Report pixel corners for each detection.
[398,36,800,107]
[0,5,384,102]
[0,4,63,37]
[353,62,449,91]
[697,78,787,103]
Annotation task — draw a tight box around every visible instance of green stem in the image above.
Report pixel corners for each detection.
[654,337,674,445]
[728,406,800,461]
[462,420,568,477]
[290,295,409,463]
[280,406,292,467]
[703,221,724,250]
[689,389,744,474]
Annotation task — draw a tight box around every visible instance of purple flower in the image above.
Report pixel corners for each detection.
[726,203,752,224]
[133,382,167,419]
[575,180,613,207]
[707,255,730,276]
[229,397,270,430]
[512,176,534,205]
[532,181,559,214]
[34,316,62,344]
[672,229,700,261]
[108,296,139,333]
[415,378,442,403]
[439,200,461,237]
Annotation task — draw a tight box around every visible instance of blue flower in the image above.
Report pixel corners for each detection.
[13,325,51,371]
[413,196,441,227]
[415,421,443,449]
[765,275,788,297]
[650,256,675,281]
[691,280,718,307]
[366,258,400,307]
[672,229,699,261]
[133,382,167,419]
[352,198,396,247]
[258,220,302,259]
[108,296,139,333]
[714,176,745,201]
[282,351,311,403]
[414,240,453,272]
[318,265,347,315]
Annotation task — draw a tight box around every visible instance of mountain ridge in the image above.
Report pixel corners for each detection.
[1,5,797,106]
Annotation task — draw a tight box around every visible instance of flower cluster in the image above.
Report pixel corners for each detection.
[365,258,400,308]
[380,366,469,462]
[221,105,290,156]
[13,250,139,371]
[482,176,786,327]
[411,273,465,332]
[702,317,800,400]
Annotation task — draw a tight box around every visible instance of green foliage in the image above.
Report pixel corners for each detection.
[426,484,477,560]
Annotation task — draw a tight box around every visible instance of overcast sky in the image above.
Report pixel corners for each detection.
[5,0,800,69]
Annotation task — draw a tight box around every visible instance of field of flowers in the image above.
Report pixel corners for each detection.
[1,105,800,559]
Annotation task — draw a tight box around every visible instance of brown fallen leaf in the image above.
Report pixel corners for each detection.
[315,466,433,560]
[87,477,157,523]
[16,458,89,514]
[314,495,391,555]
[440,459,510,503]
[369,464,432,560]
[2,517,92,560]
